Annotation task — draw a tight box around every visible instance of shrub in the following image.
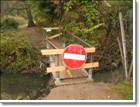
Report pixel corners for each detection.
[6,16,27,28]
[0,17,19,32]
[0,31,38,73]
[34,16,49,26]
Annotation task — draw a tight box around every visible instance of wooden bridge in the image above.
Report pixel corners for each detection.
[41,27,99,85]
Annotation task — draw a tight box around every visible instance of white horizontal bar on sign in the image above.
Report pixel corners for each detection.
[41,47,95,55]
[64,53,86,61]
[47,62,99,73]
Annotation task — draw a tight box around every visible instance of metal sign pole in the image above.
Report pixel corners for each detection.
[88,53,94,81]
[54,55,61,85]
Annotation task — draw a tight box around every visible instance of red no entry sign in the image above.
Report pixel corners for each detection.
[63,44,87,69]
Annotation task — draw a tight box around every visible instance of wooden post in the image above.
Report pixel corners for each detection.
[128,59,133,79]
[117,37,124,68]
[119,12,128,80]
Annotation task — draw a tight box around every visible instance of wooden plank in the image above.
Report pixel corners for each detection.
[117,37,124,67]
[41,47,95,55]
[85,47,96,53]
[47,66,65,73]
[41,49,64,55]
[47,62,99,73]
[48,33,62,39]
[81,62,99,68]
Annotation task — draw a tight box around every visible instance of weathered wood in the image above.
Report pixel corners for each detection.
[47,66,65,73]
[49,33,62,39]
[82,62,99,68]
[119,12,128,80]
[117,37,124,67]
[41,47,95,55]
[128,59,133,79]
[46,39,59,49]
[47,62,99,73]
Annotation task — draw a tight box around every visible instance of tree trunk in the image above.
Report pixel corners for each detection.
[24,1,35,27]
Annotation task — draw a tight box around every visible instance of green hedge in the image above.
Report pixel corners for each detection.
[0,17,19,32]
[0,31,38,73]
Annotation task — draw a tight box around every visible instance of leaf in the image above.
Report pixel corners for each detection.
[16,95,23,100]
[104,0,111,7]
[83,23,104,33]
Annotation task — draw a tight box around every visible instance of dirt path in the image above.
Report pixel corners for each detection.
[19,27,46,49]
[41,78,120,100]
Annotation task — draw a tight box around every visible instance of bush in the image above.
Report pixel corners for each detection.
[0,17,19,32]
[6,16,27,28]
[0,31,38,73]
[34,16,49,26]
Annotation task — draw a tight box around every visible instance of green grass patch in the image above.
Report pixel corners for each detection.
[111,80,133,100]
[2,16,27,29]
[0,72,51,100]
[6,16,27,28]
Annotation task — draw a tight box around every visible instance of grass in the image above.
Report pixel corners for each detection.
[111,80,133,100]
[2,16,27,28]
[0,72,52,100]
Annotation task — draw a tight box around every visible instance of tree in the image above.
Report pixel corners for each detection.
[0,0,35,27]
[23,0,35,27]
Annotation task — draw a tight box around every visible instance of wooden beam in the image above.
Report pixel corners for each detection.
[85,47,96,53]
[48,33,62,39]
[41,49,64,55]
[117,37,124,67]
[46,39,59,49]
[82,62,99,69]
[47,62,99,73]
[41,47,95,55]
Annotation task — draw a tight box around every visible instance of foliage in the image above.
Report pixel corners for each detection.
[0,31,39,73]
[0,17,19,32]
[32,0,64,26]
[10,16,27,28]
[0,0,26,17]
[3,16,27,28]
[62,0,105,48]
[62,0,133,72]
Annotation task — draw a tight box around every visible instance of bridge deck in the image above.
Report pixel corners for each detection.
[45,33,88,79]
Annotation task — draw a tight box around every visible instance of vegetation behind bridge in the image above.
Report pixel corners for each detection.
[0,0,133,100]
